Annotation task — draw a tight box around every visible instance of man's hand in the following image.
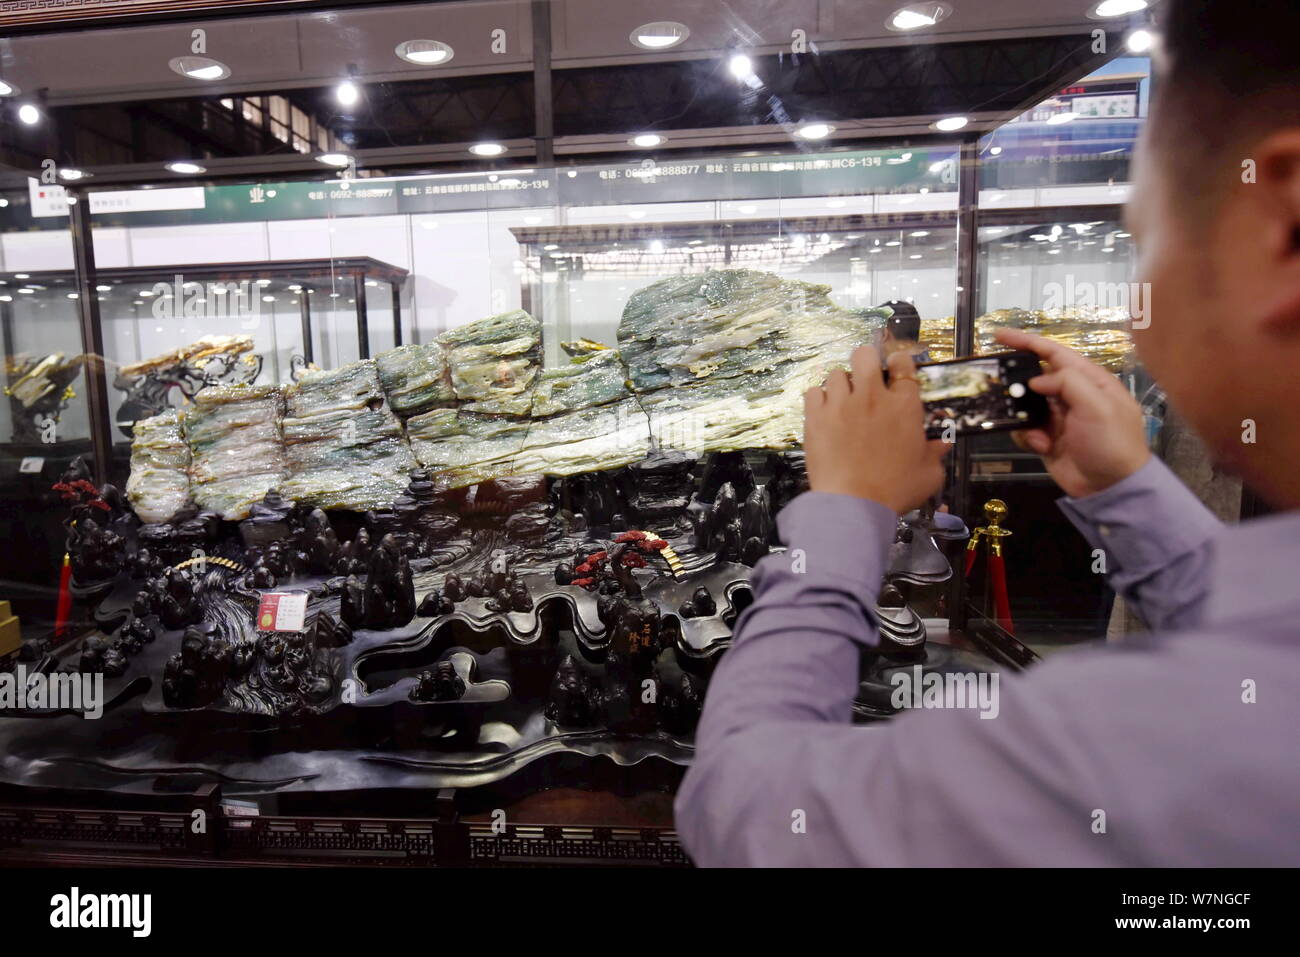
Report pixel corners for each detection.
[995,328,1150,498]
[804,346,948,514]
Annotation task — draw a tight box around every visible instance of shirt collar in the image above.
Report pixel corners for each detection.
[1204,508,1300,627]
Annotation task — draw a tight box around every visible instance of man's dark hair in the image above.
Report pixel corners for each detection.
[881,300,921,341]
[1153,0,1300,215]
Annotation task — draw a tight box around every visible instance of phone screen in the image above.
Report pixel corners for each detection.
[912,351,1047,437]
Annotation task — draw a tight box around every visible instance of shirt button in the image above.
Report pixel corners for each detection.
[1099,524,1112,537]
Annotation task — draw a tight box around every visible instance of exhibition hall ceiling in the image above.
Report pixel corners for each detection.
[0,0,1136,102]
[0,0,1158,182]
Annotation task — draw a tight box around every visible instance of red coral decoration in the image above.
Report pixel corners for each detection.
[570,532,669,591]
[52,479,111,512]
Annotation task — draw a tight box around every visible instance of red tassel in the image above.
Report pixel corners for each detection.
[988,552,1015,636]
[54,552,73,640]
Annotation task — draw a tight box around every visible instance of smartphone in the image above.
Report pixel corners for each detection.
[900,350,1050,439]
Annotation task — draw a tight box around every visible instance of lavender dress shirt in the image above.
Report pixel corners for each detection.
[674,457,1300,866]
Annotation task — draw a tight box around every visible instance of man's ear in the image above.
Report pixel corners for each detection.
[1254,130,1300,334]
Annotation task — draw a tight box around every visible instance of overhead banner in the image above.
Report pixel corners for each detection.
[75,146,957,228]
[28,179,207,218]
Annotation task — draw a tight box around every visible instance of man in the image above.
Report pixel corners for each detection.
[674,0,1300,866]
[874,300,930,364]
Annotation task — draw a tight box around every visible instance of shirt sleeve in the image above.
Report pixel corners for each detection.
[1056,456,1223,631]
[674,489,897,865]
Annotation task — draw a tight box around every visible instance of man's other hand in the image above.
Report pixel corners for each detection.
[995,328,1151,498]
[804,346,948,514]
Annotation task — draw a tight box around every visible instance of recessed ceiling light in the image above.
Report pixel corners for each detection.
[989,145,1003,155]
[0,79,17,97]
[316,153,352,167]
[166,161,206,174]
[729,54,754,80]
[59,169,87,181]
[168,56,231,81]
[909,254,923,260]
[17,103,40,125]
[1047,112,1080,125]
[1126,29,1155,53]
[336,80,360,106]
[631,21,690,50]
[797,122,834,140]
[631,133,664,148]
[933,116,969,132]
[910,231,930,237]
[1089,0,1148,18]
[887,3,952,31]
[469,142,506,157]
[395,39,454,66]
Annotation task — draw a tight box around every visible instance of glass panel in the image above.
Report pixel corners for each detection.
[0,184,90,640]
[980,56,1152,209]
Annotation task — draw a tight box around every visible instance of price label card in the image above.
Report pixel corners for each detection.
[18,457,44,474]
[256,592,309,632]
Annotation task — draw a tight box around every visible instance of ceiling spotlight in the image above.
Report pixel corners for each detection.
[336,80,360,107]
[59,169,87,181]
[1126,28,1155,53]
[990,145,1004,155]
[316,153,352,167]
[1047,112,1080,125]
[933,116,969,132]
[395,39,454,66]
[887,3,951,31]
[1089,0,1148,18]
[0,79,16,96]
[797,122,834,140]
[631,133,665,148]
[729,53,754,80]
[631,21,690,50]
[469,142,506,157]
[168,56,231,81]
[166,161,206,174]
[17,103,40,125]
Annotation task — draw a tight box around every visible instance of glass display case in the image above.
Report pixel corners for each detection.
[0,0,1193,865]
